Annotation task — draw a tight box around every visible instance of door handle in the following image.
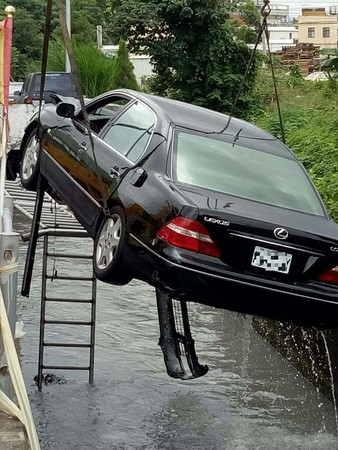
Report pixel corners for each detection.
[110,166,120,177]
[78,142,87,152]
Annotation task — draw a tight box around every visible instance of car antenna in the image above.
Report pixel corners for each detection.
[55,0,109,214]
[232,128,242,147]
[218,0,286,145]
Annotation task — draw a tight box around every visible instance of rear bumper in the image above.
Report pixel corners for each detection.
[140,242,338,329]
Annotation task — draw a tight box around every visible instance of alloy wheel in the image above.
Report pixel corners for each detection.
[22,133,39,181]
[95,215,122,270]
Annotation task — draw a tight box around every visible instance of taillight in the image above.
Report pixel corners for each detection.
[157,216,221,258]
[24,96,32,104]
[317,265,338,285]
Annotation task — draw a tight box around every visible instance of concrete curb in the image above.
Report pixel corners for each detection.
[0,411,29,449]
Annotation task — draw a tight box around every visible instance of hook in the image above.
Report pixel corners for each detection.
[260,0,271,18]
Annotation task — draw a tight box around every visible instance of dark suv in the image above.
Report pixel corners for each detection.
[17,71,77,104]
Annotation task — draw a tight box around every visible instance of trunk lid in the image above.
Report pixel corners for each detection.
[178,185,338,283]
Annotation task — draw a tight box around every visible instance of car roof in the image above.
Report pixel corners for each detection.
[113,89,291,158]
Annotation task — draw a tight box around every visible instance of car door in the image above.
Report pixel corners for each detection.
[43,93,156,232]
[17,74,31,103]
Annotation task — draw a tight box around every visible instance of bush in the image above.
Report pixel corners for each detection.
[28,39,116,98]
[111,40,139,91]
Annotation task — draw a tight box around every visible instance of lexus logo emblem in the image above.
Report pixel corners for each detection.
[274,227,288,240]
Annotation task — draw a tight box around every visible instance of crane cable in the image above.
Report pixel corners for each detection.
[221,0,286,144]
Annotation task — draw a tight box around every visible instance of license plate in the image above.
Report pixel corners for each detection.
[251,246,292,274]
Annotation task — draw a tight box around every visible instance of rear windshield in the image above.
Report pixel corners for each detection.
[173,131,326,216]
[31,73,77,97]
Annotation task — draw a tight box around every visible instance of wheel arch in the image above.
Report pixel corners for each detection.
[93,198,126,238]
[20,121,39,155]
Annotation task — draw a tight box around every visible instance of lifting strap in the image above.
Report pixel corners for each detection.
[36,0,109,214]
[37,0,53,134]
[55,0,109,214]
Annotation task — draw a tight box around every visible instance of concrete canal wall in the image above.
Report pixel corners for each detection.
[253,318,338,405]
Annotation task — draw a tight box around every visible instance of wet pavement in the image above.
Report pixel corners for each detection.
[13,212,338,449]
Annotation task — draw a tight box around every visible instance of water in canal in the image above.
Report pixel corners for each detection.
[14,214,338,449]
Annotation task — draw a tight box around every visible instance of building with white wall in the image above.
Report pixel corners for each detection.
[251,25,298,52]
[100,45,154,83]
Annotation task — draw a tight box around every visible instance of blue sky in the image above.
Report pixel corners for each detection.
[269,0,338,19]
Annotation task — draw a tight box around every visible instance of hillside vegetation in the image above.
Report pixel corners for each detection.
[250,68,338,223]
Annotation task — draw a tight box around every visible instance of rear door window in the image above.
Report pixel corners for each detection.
[100,101,156,162]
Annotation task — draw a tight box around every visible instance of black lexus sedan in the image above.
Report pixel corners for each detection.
[17,89,338,329]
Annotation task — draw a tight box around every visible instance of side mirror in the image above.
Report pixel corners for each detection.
[56,102,75,118]
[13,90,20,95]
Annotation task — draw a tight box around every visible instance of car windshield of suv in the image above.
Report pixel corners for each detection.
[173,131,326,216]
[32,73,77,97]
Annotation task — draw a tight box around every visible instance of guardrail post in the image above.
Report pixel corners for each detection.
[0,196,20,399]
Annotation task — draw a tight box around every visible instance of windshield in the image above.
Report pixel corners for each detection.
[32,73,77,96]
[173,131,326,216]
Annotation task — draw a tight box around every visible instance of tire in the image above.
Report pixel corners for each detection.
[20,128,40,191]
[93,206,132,285]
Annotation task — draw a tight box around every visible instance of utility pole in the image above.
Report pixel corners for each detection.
[65,0,71,72]
[97,25,103,50]
[260,15,267,54]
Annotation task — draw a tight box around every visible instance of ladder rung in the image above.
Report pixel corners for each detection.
[43,343,91,348]
[45,275,95,281]
[42,365,90,371]
[45,297,93,303]
[44,320,92,326]
[46,252,93,259]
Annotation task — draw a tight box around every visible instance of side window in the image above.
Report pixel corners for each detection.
[22,77,30,94]
[308,27,315,38]
[100,101,155,162]
[90,99,129,120]
[77,96,131,134]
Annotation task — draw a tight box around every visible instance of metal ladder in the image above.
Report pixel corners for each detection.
[10,175,98,390]
[37,229,97,391]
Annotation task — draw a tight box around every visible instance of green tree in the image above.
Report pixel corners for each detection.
[0,0,106,78]
[9,7,44,79]
[225,0,260,45]
[108,0,255,116]
[0,1,53,79]
[53,0,104,44]
[111,39,138,90]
